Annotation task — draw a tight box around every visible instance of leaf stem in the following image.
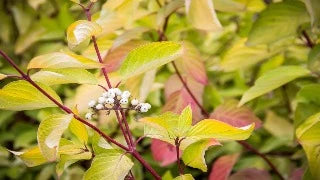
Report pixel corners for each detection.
[132,151,161,180]
[175,138,183,175]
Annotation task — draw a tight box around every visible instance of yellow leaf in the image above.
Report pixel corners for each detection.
[185,0,222,31]
[9,146,47,167]
[67,20,102,49]
[27,52,103,69]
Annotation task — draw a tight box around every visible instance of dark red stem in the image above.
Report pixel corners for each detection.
[120,110,135,149]
[175,138,183,175]
[171,61,210,117]
[238,141,285,180]
[302,30,314,48]
[132,151,161,180]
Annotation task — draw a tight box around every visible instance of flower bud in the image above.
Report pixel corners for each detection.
[131,99,139,106]
[85,112,92,120]
[144,103,151,109]
[88,100,96,108]
[114,88,122,96]
[121,91,131,98]
[106,98,115,104]
[120,98,128,105]
[107,91,116,98]
[98,97,106,104]
[96,104,104,110]
[140,106,148,112]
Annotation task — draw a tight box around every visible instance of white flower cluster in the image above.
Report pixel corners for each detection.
[85,88,151,120]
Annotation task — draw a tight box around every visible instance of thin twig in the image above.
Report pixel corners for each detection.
[302,30,314,48]
[175,138,183,175]
[238,141,285,180]
[172,62,210,117]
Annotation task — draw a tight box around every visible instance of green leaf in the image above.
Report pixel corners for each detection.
[247,0,309,46]
[239,66,310,106]
[308,45,320,75]
[56,139,92,176]
[140,106,254,149]
[185,0,222,31]
[67,20,102,49]
[0,80,62,111]
[84,150,134,180]
[0,73,7,80]
[296,112,320,178]
[31,68,98,86]
[37,114,73,161]
[304,0,320,29]
[173,174,194,180]
[296,84,320,106]
[69,0,80,3]
[182,139,219,172]
[220,38,281,72]
[8,146,47,167]
[264,111,293,141]
[119,41,183,79]
[27,52,103,69]
[157,0,184,28]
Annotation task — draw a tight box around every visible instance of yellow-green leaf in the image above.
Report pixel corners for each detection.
[84,150,134,180]
[173,174,194,180]
[0,80,62,111]
[9,146,47,167]
[296,112,320,178]
[247,0,309,46]
[69,117,89,144]
[56,139,92,176]
[140,106,254,150]
[187,120,254,142]
[239,66,310,106]
[27,52,103,69]
[220,38,278,72]
[38,114,73,161]
[185,0,222,31]
[304,0,320,29]
[67,20,102,49]
[0,73,7,80]
[31,68,98,86]
[119,41,183,79]
[182,139,220,172]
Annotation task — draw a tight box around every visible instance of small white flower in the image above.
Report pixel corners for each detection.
[121,91,131,98]
[98,97,106,104]
[144,103,151,109]
[88,100,96,108]
[85,112,92,120]
[131,99,139,106]
[102,92,109,97]
[106,98,115,104]
[107,91,116,98]
[114,88,122,96]
[120,98,128,105]
[140,106,148,112]
[96,104,104,110]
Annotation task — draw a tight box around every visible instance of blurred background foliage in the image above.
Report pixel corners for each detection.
[0,0,319,179]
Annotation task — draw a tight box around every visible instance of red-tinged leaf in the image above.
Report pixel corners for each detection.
[163,75,204,122]
[228,168,272,180]
[151,139,181,166]
[209,153,240,180]
[103,40,147,72]
[289,168,304,180]
[175,41,208,85]
[210,99,262,129]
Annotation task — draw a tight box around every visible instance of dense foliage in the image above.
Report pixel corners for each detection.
[0,0,320,179]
